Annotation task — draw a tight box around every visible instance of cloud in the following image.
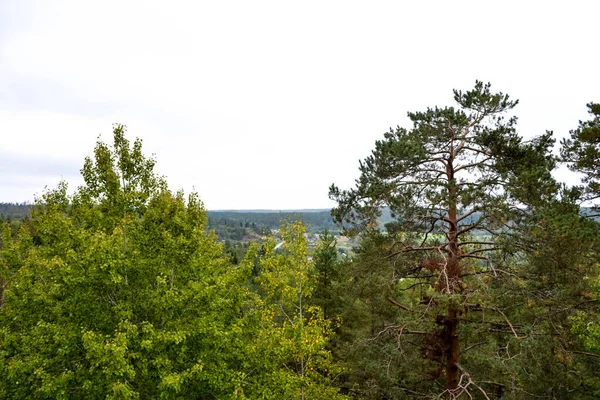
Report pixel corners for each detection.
[0,151,81,177]
[0,0,599,208]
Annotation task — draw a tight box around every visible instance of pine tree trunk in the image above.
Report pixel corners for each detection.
[445,306,460,398]
[445,147,461,398]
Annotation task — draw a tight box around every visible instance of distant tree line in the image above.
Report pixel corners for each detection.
[0,202,30,221]
[207,210,338,233]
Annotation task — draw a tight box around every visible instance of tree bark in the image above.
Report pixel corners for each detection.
[444,141,461,398]
[445,306,460,397]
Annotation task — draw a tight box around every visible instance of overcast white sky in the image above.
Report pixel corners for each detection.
[1,1,599,209]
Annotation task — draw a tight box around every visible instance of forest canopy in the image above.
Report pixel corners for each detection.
[1,84,599,399]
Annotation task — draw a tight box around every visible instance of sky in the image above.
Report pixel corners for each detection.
[1,0,599,210]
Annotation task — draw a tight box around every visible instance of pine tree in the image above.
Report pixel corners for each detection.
[329,82,556,398]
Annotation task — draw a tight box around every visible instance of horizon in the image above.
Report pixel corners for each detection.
[0,200,332,213]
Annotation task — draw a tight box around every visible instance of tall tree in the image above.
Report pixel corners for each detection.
[329,82,556,398]
[0,125,267,399]
[561,102,600,388]
[510,193,600,398]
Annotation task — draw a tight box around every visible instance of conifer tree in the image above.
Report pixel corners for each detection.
[562,102,600,202]
[330,82,556,398]
[561,102,600,387]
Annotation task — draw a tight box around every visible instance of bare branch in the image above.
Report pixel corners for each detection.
[453,139,466,157]
[460,254,488,261]
[461,247,501,257]
[455,157,493,172]
[456,209,479,223]
[457,241,495,247]
[461,146,492,156]
[386,245,450,259]
[570,350,600,359]
[388,297,414,312]
[457,216,488,237]
[419,218,439,248]
[494,308,523,339]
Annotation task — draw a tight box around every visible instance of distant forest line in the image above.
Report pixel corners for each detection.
[0,202,341,239]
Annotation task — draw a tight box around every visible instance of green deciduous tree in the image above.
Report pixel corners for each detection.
[246,222,347,400]
[0,125,267,399]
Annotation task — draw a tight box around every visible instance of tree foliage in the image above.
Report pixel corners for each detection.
[328,82,566,398]
[562,103,600,201]
[0,125,346,399]
[1,126,254,398]
[562,103,600,394]
[245,222,347,399]
[2,91,600,400]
